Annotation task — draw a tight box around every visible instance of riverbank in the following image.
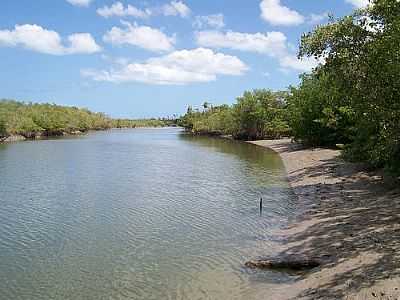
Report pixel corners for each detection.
[0,100,178,144]
[0,130,87,143]
[0,126,177,143]
[249,139,400,300]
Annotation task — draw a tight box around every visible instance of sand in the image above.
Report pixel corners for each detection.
[249,139,400,300]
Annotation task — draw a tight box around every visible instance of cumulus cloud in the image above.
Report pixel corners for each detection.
[195,30,287,56]
[193,14,225,29]
[67,33,102,54]
[82,48,248,85]
[103,21,175,52]
[97,1,190,19]
[0,24,101,55]
[97,2,150,18]
[195,29,320,72]
[161,1,191,18]
[345,0,370,8]
[260,0,304,26]
[66,0,92,7]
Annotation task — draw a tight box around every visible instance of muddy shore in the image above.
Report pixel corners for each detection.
[249,139,400,300]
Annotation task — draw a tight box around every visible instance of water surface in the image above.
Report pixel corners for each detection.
[0,128,297,300]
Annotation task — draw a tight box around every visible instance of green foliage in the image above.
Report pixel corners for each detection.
[178,104,234,136]
[0,100,173,139]
[0,120,6,137]
[0,100,114,137]
[286,72,356,146]
[233,89,290,140]
[178,90,291,140]
[296,0,400,173]
[112,118,174,128]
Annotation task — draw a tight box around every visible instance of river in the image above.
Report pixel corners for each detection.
[0,128,298,300]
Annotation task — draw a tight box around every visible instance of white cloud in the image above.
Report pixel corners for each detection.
[196,29,320,72]
[345,0,370,8]
[162,1,191,18]
[66,0,92,7]
[309,12,329,24]
[279,55,320,72]
[260,0,304,26]
[97,2,150,18]
[0,24,101,55]
[100,54,131,66]
[103,21,175,52]
[194,14,225,29]
[97,1,190,19]
[82,48,248,85]
[196,30,287,57]
[67,33,102,54]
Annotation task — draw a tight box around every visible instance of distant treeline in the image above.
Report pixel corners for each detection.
[0,100,174,139]
[178,91,291,140]
[179,0,400,175]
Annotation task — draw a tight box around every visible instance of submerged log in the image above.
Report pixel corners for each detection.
[245,257,321,272]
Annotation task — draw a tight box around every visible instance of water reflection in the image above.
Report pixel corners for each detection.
[179,133,284,169]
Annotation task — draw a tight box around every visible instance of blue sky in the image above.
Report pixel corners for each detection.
[0,0,367,118]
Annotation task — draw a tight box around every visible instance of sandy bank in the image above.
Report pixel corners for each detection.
[249,139,400,300]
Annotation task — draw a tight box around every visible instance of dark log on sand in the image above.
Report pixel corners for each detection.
[245,258,321,272]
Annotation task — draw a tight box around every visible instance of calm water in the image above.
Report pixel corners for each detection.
[0,128,298,300]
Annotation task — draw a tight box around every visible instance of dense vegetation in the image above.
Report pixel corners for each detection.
[0,100,173,139]
[178,91,290,140]
[179,0,400,175]
[112,117,174,129]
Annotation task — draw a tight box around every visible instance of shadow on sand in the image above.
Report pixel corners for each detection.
[274,157,400,299]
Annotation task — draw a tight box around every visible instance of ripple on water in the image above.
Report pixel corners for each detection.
[0,129,298,299]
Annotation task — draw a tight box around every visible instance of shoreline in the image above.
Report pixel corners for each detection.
[249,139,400,300]
[0,126,177,143]
[0,130,87,143]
